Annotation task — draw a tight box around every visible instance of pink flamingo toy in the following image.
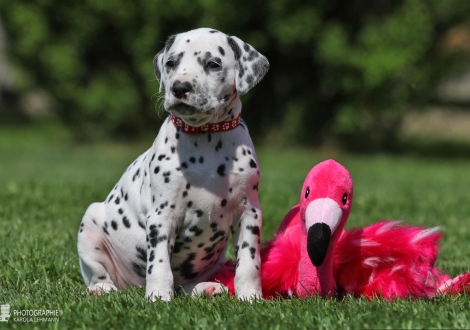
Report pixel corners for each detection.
[194,159,470,299]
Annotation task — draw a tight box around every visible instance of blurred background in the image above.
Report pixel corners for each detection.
[1,0,470,154]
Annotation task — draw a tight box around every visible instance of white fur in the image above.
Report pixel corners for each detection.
[77,28,269,301]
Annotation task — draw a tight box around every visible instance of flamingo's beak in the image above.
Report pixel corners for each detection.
[305,198,343,266]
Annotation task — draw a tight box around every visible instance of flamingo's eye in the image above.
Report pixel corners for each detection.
[342,193,348,205]
[305,187,310,199]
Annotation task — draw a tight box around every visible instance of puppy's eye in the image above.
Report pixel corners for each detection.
[206,61,220,69]
[342,193,348,205]
[166,60,175,68]
[305,187,310,199]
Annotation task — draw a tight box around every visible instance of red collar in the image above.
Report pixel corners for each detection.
[169,113,241,134]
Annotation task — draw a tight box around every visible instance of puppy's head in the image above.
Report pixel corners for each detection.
[154,28,269,126]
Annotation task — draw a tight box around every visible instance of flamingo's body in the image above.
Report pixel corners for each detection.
[197,159,470,299]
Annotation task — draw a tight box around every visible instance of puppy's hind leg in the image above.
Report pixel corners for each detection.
[78,203,118,296]
[192,282,228,297]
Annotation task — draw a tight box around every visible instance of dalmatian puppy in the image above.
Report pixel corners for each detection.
[77,28,269,302]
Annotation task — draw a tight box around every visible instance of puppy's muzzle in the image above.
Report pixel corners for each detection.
[172,80,192,99]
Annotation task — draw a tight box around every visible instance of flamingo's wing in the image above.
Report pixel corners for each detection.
[334,221,444,300]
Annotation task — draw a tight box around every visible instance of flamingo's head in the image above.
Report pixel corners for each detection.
[299,159,353,267]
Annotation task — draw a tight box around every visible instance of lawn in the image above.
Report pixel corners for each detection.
[0,122,469,329]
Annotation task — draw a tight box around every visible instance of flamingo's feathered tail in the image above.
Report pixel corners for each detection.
[334,221,470,299]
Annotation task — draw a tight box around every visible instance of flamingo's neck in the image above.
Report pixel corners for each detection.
[297,229,342,297]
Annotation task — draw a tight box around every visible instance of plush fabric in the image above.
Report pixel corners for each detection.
[208,159,470,299]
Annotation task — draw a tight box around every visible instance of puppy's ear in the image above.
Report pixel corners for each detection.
[227,35,269,95]
[153,50,165,92]
[153,35,177,92]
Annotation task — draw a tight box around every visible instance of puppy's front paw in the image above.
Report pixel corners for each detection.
[145,290,172,302]
[237,289,263,302]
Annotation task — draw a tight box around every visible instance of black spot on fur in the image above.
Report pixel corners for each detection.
[163,171,171,183]
[149,224,167,248]
[227,36,241,60]
[246,74,254,86]
[122,216,131,228]
[154,166,160,174]
[207,133,212,143]
[171,146,176,153]
[158,154,166,161]
[242,241,249,248]
[215,140,222,152]
[187,201,193,208]
[148,250,155,262]
[98,276,106,280]
[217,164,225,176]
[196,209,203,217]
[181,162,188,169]
[102,226,109,235]
[136,245,147,262]
[132,262,146,278]
[132,169,140,182]
[108,194,114,203]
[210,230,226,242]
[250,159,257,168]
[148,264,153,275]
[165,35,176,51]
[173,241,184,254]
[249,247,256,259]
[218,46,225,56]
[183,191,188,198]
[247,225,260,236]
[189,225,203,236]
[199,156,204,164]
[180,253,198,280]
[111,220,118,230]
[221,199,227,207]
[115,196,120,205]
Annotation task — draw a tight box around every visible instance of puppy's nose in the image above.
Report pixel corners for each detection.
[171,81,192,99]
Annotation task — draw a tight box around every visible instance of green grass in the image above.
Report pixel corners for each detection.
[1,122,470,329]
